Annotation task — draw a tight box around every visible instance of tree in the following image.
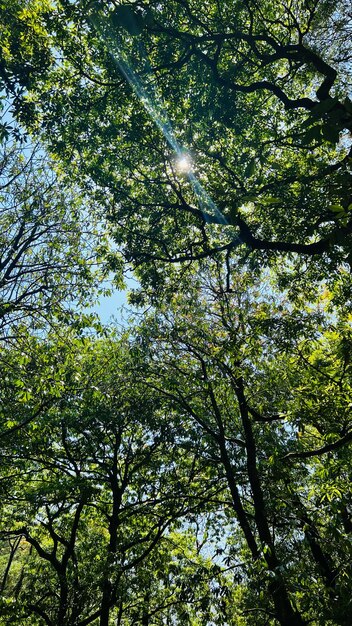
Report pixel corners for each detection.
[0,331,226,625]
[1,0,350,291]
[0,0,53,118]
[0,2,351,624]
[0,126,109,338]
[131,263,352,625]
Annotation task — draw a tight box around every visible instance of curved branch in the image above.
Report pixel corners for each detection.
[235,215,331,255]
[283,430,352,461]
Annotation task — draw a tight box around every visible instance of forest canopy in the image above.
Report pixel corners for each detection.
[0,1,352,625]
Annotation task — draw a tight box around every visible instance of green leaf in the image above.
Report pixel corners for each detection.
[241,194,257,202]
[264,196,281,204]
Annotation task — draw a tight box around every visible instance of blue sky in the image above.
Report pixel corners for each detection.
[90,273,140,325]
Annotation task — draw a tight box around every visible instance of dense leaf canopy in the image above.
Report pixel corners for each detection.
[0,1,351,625]
[2,0,351,283]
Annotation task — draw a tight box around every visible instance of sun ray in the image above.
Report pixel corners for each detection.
[90,12,229,227]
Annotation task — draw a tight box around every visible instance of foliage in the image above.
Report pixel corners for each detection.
[1,0,351,291]
[0,0,53,119]
[0,331,232,625]
[0,1,351,625]
[131,265,352,625]
[0,121,113,338]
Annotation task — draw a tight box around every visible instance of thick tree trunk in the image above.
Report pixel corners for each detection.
[100,578,113,626]
[57,572,69,626]
[269,581,307,626]
[235,377,307,626]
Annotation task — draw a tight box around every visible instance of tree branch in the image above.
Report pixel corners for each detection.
[283,430,352,460]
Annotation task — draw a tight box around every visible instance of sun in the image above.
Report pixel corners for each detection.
[175,153,193,174]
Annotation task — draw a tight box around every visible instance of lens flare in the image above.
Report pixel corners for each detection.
[176,154,193,174]
[90,12,230,227]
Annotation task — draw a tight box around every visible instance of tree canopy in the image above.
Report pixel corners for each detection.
[0,1,351,625]
[0,131,107,337]
[2,0,351,281]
